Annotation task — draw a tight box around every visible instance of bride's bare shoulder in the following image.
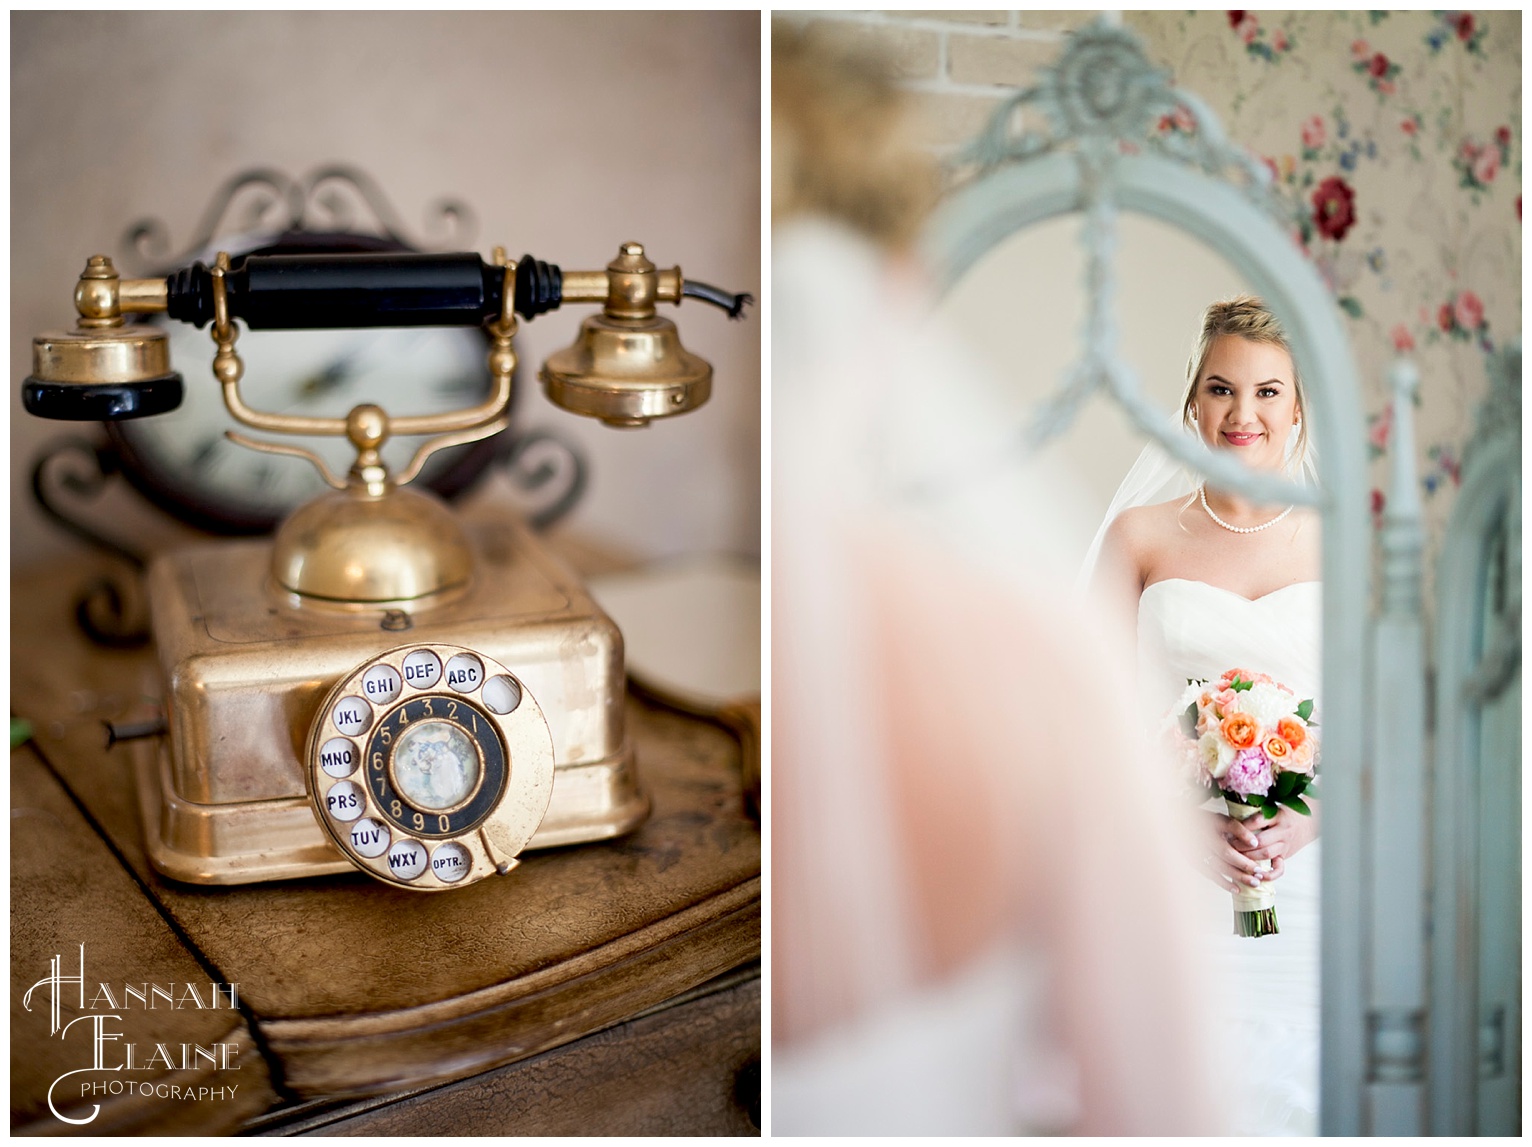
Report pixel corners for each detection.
[1106,496,1195,547]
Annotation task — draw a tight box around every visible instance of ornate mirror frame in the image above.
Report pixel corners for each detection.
[920,21,1388,1134]
[1429,344,1521,1135]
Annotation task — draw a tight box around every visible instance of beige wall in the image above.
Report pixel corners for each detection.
[12,11,760,568]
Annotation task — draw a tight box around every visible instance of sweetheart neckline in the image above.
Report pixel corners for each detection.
[1140,577,1321,606]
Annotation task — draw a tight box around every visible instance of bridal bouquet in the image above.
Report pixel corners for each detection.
[1164,668,1320,938]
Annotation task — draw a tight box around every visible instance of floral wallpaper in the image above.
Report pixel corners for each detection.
[1128,10,1521,548]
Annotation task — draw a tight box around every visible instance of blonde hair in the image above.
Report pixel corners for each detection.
[1180,295,1308,466]
[771,21,939,249]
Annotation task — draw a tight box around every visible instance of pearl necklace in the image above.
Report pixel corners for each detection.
[1199,484,1294,534]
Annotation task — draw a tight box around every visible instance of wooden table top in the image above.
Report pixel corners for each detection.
[10,544,760,1132]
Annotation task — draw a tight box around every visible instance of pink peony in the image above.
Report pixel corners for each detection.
[1391,324,1415,353]
[1474,146,1500,184]
[1454,290,1484,331]
[1223,747,1275,799]
[1301,115,1326,151]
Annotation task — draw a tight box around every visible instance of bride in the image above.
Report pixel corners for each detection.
[1093,296,1323,1136]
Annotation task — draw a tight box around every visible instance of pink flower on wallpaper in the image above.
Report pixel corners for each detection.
[1454,12,1476,41]
[1391,324,1416,353]
[1311,176,1357,241]
[1351,39,1369,60]
[1301,115,1326,150]
[1376,80,1396,95]
[1453,290,1485,331]
[1495,125,1512,148]
[1228,11,1247,29]
[1241,21,1258,45]
[1273,29,1289,51]
[1437,303,1455,332]
[1474,146,1500,183]
[1401,118,1418,136]
[1371,489,1386,519]
[1368,52,1390,78]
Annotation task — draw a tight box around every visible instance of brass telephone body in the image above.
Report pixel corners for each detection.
[24,244,750,889]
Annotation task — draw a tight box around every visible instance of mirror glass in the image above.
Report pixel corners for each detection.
[937,207,1329,1136]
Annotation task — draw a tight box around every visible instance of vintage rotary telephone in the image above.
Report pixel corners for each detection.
[22,242,750,891]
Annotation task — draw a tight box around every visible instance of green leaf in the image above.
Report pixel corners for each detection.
[1275,771,1300,799]
[1233,679,1254,692]
[1285,796,1312,816]
[1259,798,1280,818]
[1339,295,1364,319]
[1180,702,1199,739]
[1296,699,1314,721]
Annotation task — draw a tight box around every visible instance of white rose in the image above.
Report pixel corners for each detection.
[1233,682,1293,729]
[1198,731,1235,779]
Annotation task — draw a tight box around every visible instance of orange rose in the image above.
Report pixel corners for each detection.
[1221,712,1260,751]
[1290,737,1317,774]
[1277,715,1308,749]
[1265,735,1291,767]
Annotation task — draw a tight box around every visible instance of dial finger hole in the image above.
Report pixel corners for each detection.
[402,649,442,690]
[324,779,364,823]
[331,695,372,737]
[444,653,484,693]
[386,839,428,881]
[362,664,403,705]
[481,674,522,715]
[347,817,390,858]
[430,841,472,883]
[319,737,359,778]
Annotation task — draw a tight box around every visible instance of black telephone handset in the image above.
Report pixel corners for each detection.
[22,244,750,891]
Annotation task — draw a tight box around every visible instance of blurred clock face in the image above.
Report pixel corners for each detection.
[110,319,496,532]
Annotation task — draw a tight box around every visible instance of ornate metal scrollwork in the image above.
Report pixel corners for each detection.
[120,164,478,274]
[30,438,151,648]
[499,429,588,530]
[962,21,1290,229]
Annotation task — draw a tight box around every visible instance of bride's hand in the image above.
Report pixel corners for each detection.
[1200,811,1267,889]
[1239,805,1320,878]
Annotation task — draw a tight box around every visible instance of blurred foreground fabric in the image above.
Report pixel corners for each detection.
[770,219,1221,1135]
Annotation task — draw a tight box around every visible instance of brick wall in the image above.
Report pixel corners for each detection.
[776,11,1091,151]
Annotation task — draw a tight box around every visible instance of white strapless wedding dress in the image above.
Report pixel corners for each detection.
[1139,578,1321,1137]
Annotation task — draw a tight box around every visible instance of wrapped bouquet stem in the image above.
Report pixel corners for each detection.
[1225,799,1278,937]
